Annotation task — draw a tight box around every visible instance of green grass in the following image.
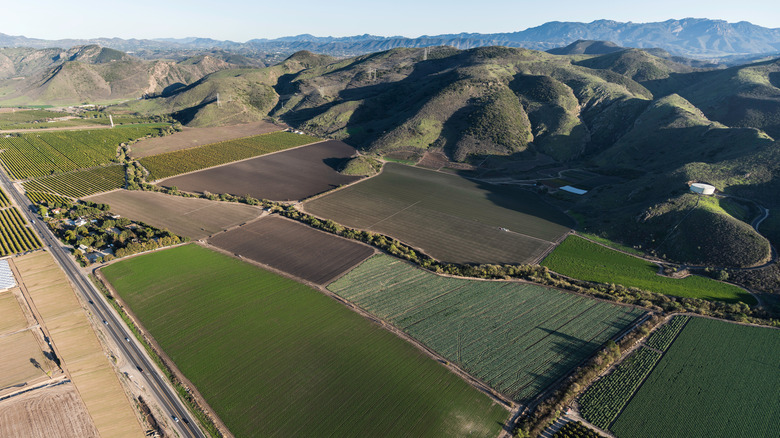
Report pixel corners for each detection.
[328,254,645,403]
[140,131,320,180]
[101,245,507,438]
[542,235,755,304]
[305,163,574,264]
[611,317,780,438]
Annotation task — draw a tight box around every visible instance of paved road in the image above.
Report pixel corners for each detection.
[0,173,205,438]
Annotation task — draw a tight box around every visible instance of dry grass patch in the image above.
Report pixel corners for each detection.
[0,290,27,334]
[0,330,51,388]
[13,252,144,438]
[0,382,99,438]
[87,190,262,239]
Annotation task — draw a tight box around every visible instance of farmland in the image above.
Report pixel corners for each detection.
[101,244,508,438]
[0,383,99,438]
[128,120,282,158]
[87,190,262,240]
[0,124,167,179]
[578,347,661,430]
[0,109,66,129]
[13,252,144,437]
[25,191,72,205]
[644,315,689,351]
[542,235,755,304]
[23,165,125,198]
[328,254,645,403]
[0,330,51,388]
[162,140,364,201]
[0,292,27,334]
[208,215,374,284]
[139,131,320,180]
[610,317,780,438]
[0,187,9,207]
[305,163,574,264]
[0,207,42,255]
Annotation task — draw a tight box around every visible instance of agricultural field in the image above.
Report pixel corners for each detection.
[0,291,27,334]
[23,165,125,198]
[0,207,42,256]
[101,244,508,438]
[0,330,52,389]
[208,215,375,284]
[0,109,67,129]
[610,317,780,438]
[578,347,661,430]
[644,315,689,351]
[553,421,604,438]
[305,163,574,264]
[541,235,755,304]
[162,140,363,201]
[0,124,167,179]
[0,383,99,438]
[12,252,144,437]
[328,254,645,403]
[0,187,9,207]
[128,120,282,158]
[140,131,320,180]
[25,191,72,205]
[87,190,262,240]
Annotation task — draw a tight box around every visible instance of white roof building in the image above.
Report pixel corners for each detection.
[690,183,716,195]
[0,259,17,290]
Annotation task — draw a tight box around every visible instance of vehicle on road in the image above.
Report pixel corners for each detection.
[172,416,179,423]
[103,320,108,325]
[125,337,130,342]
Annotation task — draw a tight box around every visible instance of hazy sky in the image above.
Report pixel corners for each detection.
[6,0,780,41]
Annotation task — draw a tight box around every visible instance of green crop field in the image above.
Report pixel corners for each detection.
[542,235,755,304]
[0,109,65,128]
[0,187,9,208]
[579,347,661,430]
[139,131,320,180]
[23,165,125,198]
[0,124,167,179]
[644,315,689,351]
[305,163,574,264]
[611,317,780,438]
[25,191,72,205]
[328,254,645,403]
[101,245,507,438]
[0,207,42,255]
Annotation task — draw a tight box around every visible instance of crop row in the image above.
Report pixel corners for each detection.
[23,165,125,198]
[645,315,689,352]
[328,254,645,403]
[578,347,661,430]
[140,131,319,180]
[0,207,42,255]
[0,124,167,179]
[553,421,604,438]
[0,187,9,208]
[26,191,72,205]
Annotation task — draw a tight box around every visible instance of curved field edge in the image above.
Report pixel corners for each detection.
[541,235,755,304]
[610,317,780,438]
[100,244,508,438]
[327,254,646,403]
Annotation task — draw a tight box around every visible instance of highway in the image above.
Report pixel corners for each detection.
[0,171,205,438]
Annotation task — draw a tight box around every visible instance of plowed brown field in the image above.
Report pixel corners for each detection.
[0,383,99,438]
[161,140,363,201]
[208,215,374,284]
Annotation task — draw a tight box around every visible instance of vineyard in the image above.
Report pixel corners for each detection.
[0,187,9,208]
[0,207,42,255]
[328,254,645,403]
[23,165,125,198]
[139,131,320,180]
[26,191,72,205]
[578,347,661,430]
[645,315,689,351]
[0,124,167,179]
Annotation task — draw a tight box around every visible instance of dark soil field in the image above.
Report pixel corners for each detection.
[208,215,374,284]
[304,163,574,264]
[161,140,363,201]
[128,121,283,158]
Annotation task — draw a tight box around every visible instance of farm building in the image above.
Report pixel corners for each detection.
[560,185,588,195]
[0,259,17,290]
[690,183,716,195]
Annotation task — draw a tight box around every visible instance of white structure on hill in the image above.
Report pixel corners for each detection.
[0,259,17,290]
[690,183,716,195]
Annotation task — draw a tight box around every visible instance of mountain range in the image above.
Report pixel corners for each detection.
[2,18,780,60]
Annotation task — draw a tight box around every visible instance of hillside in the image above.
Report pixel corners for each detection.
[547,40,625,55]
[0,45,238,105]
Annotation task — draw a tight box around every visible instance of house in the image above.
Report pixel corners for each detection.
[74,218,88,227]
[64,219,76,227]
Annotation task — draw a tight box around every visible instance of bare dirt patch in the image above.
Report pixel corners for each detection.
[0,330,52,389]
[87,190,263,240]
[208,215,375,285]
[128,120,283,158]
[0,382,100,438]
[0,291,27,334]
[161,140,363,201]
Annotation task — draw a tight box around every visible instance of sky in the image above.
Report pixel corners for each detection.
[5,0,780,41]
